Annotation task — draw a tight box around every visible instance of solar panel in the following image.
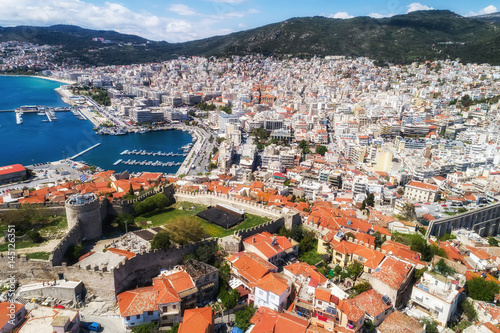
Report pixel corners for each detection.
[326,307,337,315]
[382,295,391,305]
[374,267,381,272]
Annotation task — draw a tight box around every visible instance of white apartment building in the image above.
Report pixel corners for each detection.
[254,273,292,312]
[410,272,463,326]
[404,181,439,203]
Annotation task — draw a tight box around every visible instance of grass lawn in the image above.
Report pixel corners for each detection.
[25,252,51,260]
[38,216,68,237]
[300,250,324,266]
[135,201,271,238]
[0,240,47,252]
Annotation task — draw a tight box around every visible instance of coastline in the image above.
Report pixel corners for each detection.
[0,74,76,85]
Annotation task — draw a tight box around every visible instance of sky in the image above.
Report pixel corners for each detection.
[0,0,498,42]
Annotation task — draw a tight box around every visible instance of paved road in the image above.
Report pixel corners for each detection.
[81,313,126,333]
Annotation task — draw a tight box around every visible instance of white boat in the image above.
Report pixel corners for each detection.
[16,112,23,124]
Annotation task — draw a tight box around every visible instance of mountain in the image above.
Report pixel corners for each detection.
[1,10,500,66]
[471,12,500,23]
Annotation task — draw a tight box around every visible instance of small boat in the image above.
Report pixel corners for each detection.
[16,112,23,124]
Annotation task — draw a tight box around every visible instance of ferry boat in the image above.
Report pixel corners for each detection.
[16,112,23,124]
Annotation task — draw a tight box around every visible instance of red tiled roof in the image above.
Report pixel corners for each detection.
[351,289,392,317]
[371,257,413,290]
[377,310,423,333]
[178,307,213,333]
[0,164,25,176]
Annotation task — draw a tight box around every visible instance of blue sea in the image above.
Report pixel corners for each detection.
[0,76,191,173]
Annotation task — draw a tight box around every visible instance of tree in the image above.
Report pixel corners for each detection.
[460,298,477,323]
[27,231,44,243]
[298,139,308,150]
[219,261,231,285]
[164,217,205,245]
[278,225,290,238]
[235,306,255,331]
[132,322,159,333]
[345,232,356,241]
[218,286,239,310]
[401,202,416,220]
[466,277,500,302]
[415,267,427,280]
[352,281,372,294]
[315,145,327,155]
[151,232,171,250]
[290,225,303,242]
[133,193,170,215]
[488,237,499,247]
[115,213,135,231]
[194,244,216,265]
[365,193,375,207]
[128,183,134,195]
[346,262,363,280]
[435,258,455,276]
[420,317,439,333]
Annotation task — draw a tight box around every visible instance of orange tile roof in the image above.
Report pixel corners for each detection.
[283,262,327,284]
[117,286,158,317]
[0,302,24,329]
[314,288,331,303]
[164,270,195,293]
[106,248,136,259]
[351,289,392,317]
[232,252,277,285]
[251,307,309,333]
[406,181,438,191]
[377,310,423,333]
[371,257,413,290]
[255,273,290,296]
[178,307,213,333]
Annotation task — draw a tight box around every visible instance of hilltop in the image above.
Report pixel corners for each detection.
[1,10,499,65]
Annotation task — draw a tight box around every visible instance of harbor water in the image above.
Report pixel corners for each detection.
[0,76,192,173]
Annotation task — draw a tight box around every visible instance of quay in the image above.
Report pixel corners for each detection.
[120,149,188,157]
[68,143,101,160]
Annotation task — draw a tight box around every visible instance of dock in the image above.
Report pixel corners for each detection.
[114,159,182,167]
[120,149,188,157]
[68,143,101,160]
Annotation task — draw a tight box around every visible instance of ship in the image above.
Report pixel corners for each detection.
[16,112,23,125]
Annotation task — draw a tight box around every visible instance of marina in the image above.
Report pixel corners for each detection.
[114,159,183,167]
[120,149,188,157]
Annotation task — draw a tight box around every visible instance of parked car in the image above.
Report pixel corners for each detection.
[83,322,102,332]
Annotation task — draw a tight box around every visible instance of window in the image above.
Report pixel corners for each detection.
[126,316,130,320]
[173,305,176,309]
[318,300,322,305]
[148,311,153,316]
[136,315,140,319]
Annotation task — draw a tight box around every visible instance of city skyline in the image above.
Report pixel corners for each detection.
[0,0,497,42]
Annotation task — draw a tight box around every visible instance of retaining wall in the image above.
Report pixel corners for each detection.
[174,191,283,219]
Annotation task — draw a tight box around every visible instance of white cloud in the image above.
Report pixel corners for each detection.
[467,5,498,17]
[168,4,197,16]
[328,12,354,19]
[0,0,259,42]
[407,3,434,13]
[368,12,394,18]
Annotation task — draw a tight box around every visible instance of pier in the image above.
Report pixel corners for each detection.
[120,149,188,157]
[114,159,182,167]
[68,143,101,160]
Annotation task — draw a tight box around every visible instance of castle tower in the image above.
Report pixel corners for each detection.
[65,193,102,240]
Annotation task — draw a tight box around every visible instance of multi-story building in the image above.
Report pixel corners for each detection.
[254,272,293,312]
[410,271,463,326]
[369,257,415,308]
[404,181,439,203]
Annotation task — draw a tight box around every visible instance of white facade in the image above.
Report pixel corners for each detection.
[123,310,159,329]
[410,272,462,326]
[254,286,291,312]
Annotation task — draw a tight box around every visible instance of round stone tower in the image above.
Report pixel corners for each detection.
[65,193,102,240]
